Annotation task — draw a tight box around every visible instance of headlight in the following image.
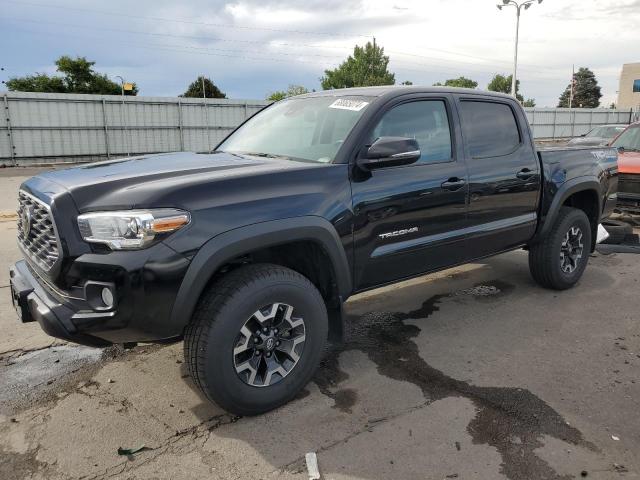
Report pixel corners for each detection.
[77,209,190,250]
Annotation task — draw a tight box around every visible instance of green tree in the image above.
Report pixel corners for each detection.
[267,84,310,101]
[320,41,395,89]
[522,98,536,107]
[401,80,413,85]
[487,74,523,102]
[181,76,226,98]
[6,56,138,95]
[557,67,602,108]
[5,73,67,93]
[433,77,478,89]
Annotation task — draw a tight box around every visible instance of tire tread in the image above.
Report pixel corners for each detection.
[528,206,591,290]
[183,263,324,410]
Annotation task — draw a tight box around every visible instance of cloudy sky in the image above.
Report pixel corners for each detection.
[1,0,638,106]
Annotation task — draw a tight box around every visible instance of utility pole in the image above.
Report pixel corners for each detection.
[497,0,543,99]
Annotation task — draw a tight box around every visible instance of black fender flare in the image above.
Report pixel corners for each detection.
[536,176,602,240]
[169,216,352,330]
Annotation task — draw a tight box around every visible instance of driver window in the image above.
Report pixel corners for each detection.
[370,100,453,164]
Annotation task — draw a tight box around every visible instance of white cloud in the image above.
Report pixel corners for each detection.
[1,0,638,105]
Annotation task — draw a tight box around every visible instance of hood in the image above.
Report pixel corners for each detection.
[567,137,608,147]
[26,151,326,211]
[617,150,640,174]
[39,151,263,188]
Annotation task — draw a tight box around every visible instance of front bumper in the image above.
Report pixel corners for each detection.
[10,260,113,347]
[9,241,192,346]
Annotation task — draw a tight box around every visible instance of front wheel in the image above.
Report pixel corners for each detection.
[528,207,592,290]
[184,263,328,416]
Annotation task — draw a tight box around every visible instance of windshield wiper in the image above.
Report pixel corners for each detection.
[240,151,293,160]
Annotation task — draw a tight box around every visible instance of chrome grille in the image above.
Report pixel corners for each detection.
[17,190,61,271]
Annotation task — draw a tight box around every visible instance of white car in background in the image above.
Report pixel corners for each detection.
[567,124,628,147]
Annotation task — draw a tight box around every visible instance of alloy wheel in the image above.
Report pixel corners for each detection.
[560,226,584,274]
[233,303,306,387]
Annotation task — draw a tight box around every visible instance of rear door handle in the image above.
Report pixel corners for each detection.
[441,177,466,191]
[516,168,534,180]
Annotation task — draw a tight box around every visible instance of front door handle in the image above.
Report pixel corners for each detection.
[516,168,534,180]
[441,177,466,191]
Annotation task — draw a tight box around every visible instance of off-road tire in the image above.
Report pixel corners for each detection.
[529,207,592,290]
[184,263,327,416]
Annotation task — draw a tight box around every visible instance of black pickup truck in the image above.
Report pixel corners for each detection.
[10,87,618,415]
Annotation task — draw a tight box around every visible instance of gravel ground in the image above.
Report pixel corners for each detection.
[0,166,638,480]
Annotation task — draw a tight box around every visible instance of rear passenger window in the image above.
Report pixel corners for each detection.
[459,101,521,158]
[370,100,452,164]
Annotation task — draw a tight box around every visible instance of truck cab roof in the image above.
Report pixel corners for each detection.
[295,86,515,101]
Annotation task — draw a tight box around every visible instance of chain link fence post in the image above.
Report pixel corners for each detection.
[101,98,111,159]
[178,100,184,151]
[3,93,16,166]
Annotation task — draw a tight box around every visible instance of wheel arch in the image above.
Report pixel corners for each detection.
[537,177,602,250]
[170,216,352,335]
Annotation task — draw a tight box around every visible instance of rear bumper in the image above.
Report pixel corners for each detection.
[616,193,640,214]
[9,260,112,347]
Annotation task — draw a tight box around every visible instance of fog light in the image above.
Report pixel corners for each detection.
[101,287,114,308]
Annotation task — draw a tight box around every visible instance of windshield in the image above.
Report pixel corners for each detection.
[612,126,640,151]
[586,126,626,138]
[217,96,373,163]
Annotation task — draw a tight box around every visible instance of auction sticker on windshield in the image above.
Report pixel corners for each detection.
[329,98,369,111]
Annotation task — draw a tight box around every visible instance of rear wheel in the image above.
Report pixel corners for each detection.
[529,207,591,290]
[184,263,327,416]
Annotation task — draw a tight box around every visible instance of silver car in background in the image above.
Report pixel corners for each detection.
[567,124,627,147]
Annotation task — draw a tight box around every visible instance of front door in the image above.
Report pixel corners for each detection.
[350,95,469,291]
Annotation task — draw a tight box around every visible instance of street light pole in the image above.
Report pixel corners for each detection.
[497,0,543,100]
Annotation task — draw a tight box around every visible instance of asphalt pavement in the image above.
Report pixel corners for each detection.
[0,167,638,480]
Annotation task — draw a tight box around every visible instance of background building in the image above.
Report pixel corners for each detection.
[618,63,640,110]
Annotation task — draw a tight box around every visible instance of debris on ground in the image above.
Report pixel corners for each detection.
[305,452,320,480]
[611,435,620,441]
[117,445,150,456]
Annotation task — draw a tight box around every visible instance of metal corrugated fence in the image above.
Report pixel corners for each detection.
[523,107,635,139]
[1,91,636,165]
[1,92,269,165]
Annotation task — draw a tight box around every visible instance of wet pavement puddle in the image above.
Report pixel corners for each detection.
[314,280,596,480]
[0,345,115,415]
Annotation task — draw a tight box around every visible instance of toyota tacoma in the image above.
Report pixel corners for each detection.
[10,87,618,415]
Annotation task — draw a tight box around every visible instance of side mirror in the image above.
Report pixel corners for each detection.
[357,137,421,170]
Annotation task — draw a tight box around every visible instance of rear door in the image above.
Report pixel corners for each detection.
[456,97,541,258]
[350,94,469,290]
